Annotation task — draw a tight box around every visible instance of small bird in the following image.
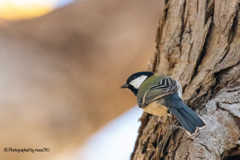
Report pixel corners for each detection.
[121,71,206,135]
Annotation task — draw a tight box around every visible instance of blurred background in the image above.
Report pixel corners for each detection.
[0,0,161,159]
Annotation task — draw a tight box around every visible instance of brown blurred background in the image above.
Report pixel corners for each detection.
[0,0,162,159]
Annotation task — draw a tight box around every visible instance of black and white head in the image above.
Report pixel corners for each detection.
[121,71,154,96]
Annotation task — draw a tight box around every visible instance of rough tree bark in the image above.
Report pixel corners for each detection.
[131,0,240,159]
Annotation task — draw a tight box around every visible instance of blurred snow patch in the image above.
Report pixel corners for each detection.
[75,106,142,160]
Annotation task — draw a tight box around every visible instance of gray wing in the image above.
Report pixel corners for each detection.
[140,77,179,108]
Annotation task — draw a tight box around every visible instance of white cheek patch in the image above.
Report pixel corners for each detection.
[130,75,148,89]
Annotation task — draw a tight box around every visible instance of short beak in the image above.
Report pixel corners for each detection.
[121,84,129,88]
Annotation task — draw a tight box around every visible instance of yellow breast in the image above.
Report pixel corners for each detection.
[142,101,169,116]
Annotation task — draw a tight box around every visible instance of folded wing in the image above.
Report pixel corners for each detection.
[138,77,179,108]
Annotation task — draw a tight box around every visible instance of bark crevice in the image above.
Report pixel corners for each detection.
[191,17,213,84]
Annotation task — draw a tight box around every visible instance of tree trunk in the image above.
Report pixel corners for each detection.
[131,0,240,159]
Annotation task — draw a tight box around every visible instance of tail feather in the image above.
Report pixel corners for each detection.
[180,105,205,127]
[170,102,206,135]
